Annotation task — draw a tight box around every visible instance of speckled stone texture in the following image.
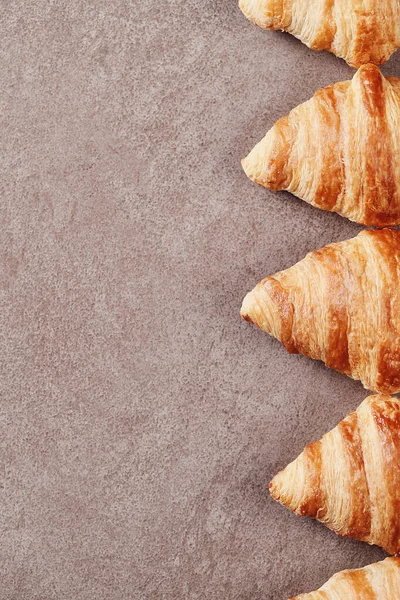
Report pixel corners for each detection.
[1,2,397,599]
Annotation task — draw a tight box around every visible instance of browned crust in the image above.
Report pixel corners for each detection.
[242,65,400,226]
[241,228,400,394]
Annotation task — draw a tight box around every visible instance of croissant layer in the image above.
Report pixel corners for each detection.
[241,228,400,394]
[289,557,400,599]
[242,64,400,227]
[239,0,400,67]
[270,395,400,554]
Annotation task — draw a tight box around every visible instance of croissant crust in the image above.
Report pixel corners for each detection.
[241,228,400,394]
[270,394,400,554]
[289,557,400,599]
[239,0,400,67]
[242,64,400,227]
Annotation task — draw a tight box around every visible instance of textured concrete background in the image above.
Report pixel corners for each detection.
[1,2,397,599]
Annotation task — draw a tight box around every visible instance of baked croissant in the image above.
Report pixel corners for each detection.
[241,228,400,394]
[289,557,400,599]
[239,0,400,67]
[270,394,400,554]
[242,64,400,227]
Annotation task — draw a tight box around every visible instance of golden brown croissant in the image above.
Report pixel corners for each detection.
[270,394,400,554]
[239,0,400,67]
[242,64,400,227]
[241,228,400,394]
[289,557,400,599]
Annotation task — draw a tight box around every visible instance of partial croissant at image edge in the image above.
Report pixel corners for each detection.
[287,557,400,599]
[270,394,400,554]
[241,228,400,394]
[242,64,400,227]
[238,0,400,67]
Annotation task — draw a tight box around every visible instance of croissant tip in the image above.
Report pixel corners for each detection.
[241,312,254,323]
[241,147,270,186]
[269,475,282,502]
[241,154,254,180]
[240,300,254,323]
[241,288,252,316]
[238,0,268,28]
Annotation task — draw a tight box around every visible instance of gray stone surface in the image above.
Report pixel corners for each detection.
[0,1,395,599]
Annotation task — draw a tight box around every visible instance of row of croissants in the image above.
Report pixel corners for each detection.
[239,1,400,598]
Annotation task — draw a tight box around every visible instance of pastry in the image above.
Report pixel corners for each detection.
[239,0,400,67]
[289,557,400,599]
[241,228,400,394]
[242,64,400,227]
[270,394,400,554]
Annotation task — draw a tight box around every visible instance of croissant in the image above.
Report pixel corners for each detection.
[289,557,400,599]
[241,228,400,394]
[242,64,400,227]
[239,0,400,67]
[270,394,400,554]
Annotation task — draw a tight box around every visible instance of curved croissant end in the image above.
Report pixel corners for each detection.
[241,228,400,394]
[239,0,400,67]
[243,65,400,227]
[241,284,274,335]
[242,114,294,191]
[241,274,298,354]
[270,395,400,555]
[289,558,400,599]
[238,0,274,29]
[270,442,320,518]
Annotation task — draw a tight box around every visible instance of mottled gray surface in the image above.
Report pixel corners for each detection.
[0,1,395,599]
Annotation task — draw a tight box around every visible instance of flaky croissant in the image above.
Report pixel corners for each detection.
[239,0,400,67]
[270,394,400,554]
[241,228,400,394]
[242,64,400,227]
[289,557,400,599]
